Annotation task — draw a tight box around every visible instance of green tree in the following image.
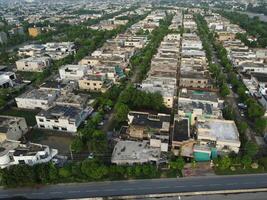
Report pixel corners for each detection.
[71,137,84,153]
[59,166,72,178]
[220,83,230,97]
[254,118,267,134]
[170,157,185,171]
[115,103,129,122]
[241,155,252,169]
[244,141,259,157]
[218,156,231,170]
[81,159,108,180]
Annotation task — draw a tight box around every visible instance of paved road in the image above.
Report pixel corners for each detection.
[146,192,267,200]
[1,174,267,199]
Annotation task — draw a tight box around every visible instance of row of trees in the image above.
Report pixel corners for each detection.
[0,160,161,187]
[215,42,267,134]
[130,13,173,81]
[195,14,230,98]
[219,10,267,48]
[214,141,261,173]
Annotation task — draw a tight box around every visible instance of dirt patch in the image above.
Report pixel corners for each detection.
[26,128,74,155]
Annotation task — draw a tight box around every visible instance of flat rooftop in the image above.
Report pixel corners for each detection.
[173,119,190,142]
[128,111,171,131]
[179,89,219,103]
[0,115,25,134]
[17,88,58,100]
[111,140,161,163]
[197,119,240,143]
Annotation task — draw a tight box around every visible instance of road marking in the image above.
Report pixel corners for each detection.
[86,190,98,193]
[137,187,152,190]
[192,185,204,187]
[31,192,44,195]
[68,191,80,193]
[157,186,169,189]
[50,191,63,194]
[209,184,221,186]
[122,188,134,191]
[227,183,237,185]
[16,193,26,196]
[103,189,116,192]
[174,185,185,188]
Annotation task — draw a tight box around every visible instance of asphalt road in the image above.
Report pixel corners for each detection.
[1,174,267,199]
[146,192,267,200]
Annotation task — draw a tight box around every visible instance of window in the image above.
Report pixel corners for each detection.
[40,125,45,128]
[18,160,26,164]
[93,83,97,86]
[53,126,59,130]
[39,119,44,122]
[62,127,67,131]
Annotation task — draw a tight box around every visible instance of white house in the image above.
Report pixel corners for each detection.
[15,57,51,72]
[15,88,59,110]
[0,72,16,88]
[36,105,93,132]
[59,64,88,80]
[0,140,58,169]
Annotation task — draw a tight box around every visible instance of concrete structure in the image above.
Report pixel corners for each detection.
[0,140,58,169]
[15,88,59,110]
[36,105,93,132]
[127,111,171,140]
[15,57,51,72]
[197,119,241,154]
[59,64,88,80]
[111,140,161,165]
[78,75,112,92]
[0,116,28,142]
[0,72,16,88]
[172,118,192,156]
[179,88,223,109]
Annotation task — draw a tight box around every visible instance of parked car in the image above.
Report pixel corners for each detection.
[238,103,247,109]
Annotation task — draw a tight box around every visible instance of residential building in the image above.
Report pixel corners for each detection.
[196,119,241,154]
[111,140,161,165]
[15,88,59,110]
[15,57,51,72]
[78,75,112,92]
[126,111,171,142]
[0,72,16,88]
[0,140,58,169]
[59,64,88,80]
[0,116,28,141]
[36,105,93,132]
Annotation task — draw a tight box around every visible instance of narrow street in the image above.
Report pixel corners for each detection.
[211,47,257,143]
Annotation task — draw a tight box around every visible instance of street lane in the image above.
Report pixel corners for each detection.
[1,174,267,199]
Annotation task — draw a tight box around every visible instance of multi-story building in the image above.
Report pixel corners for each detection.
[0,72,16,88]
[15,57,51,72]
[59,65,88,80]
[0,140,58,169]
[36,105,93,132]
[0,116,28,141]
[15,88,59,110]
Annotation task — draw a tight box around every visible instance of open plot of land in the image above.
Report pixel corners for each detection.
[26,128,74,155]
[2,107,38,126]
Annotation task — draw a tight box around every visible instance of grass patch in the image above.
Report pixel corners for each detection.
[215,166,265,175]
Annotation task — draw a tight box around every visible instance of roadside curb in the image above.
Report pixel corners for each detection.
[86,188,267,200]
